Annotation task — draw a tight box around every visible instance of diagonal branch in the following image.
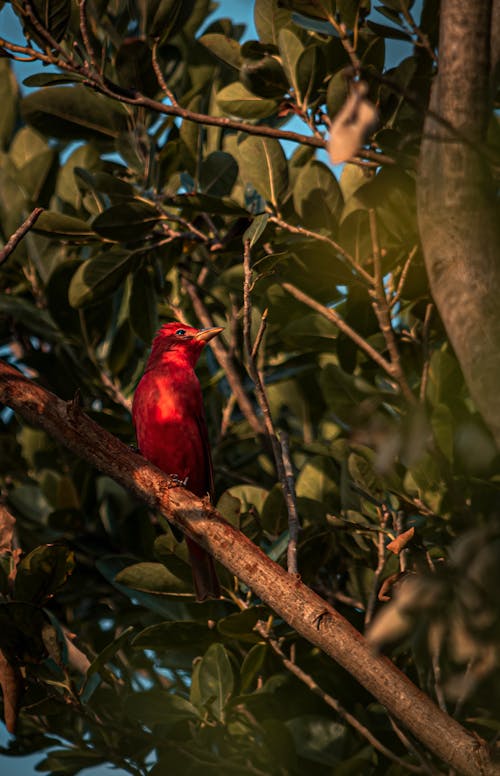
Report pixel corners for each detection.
[0,208,44,266]
[0,358,497,775]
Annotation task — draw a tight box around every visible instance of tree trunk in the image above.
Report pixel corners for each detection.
[417,0,500,445]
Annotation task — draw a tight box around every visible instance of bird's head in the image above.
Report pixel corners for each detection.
[148,321,223,368]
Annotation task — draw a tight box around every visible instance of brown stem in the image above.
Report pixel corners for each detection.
[368,210,417,405]
[0,360,497,775]
[280,281,395,378]
[182,277,264,436]
[0,208,43,266]
[243,242,301,574]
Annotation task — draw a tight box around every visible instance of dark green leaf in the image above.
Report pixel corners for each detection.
[198,642,234,720]
[199,151,238,197]
[0,61,18,150]
[217,82,278,119]
[68,250,137,307]
[21,86,130,142]
[92,200,162,242]
[240,56,289,99]
[115,560,193,597]
[15,545,75,604]
[237,135,288,208]
[199,33,243,69]
[124,690,200,727]
[217,606,269,643]
[254,0,291,44]
[32,211,95,240]
[129,265,159,343]
[293,160,343,230]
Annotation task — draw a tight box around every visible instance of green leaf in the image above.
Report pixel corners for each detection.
[23,73,84,87]
[124,690,200,727]
[254,0,291,44]
[149,0,196,44]
[0,602,50,662]
[129,265,159,343]
[21,86,130,142]
[92,200,162,242]
[199,33,243,69]
[32,211,95,240]
[132,621,215,656]
[199,151,238,197]
[293,160,343,230]
[278,29,304,95]
[0,61,18,150]
[242,213,269,247]
[115,39,158,97]
[68,250,137,308]
[240,56,289,99]
[198,642,234,720]
[216,82,278,119]
[240,643,268,692]
[296,45,324,106]
[0,294,60,342]
[164,192,248,215]
[29,0,71,42]
[15,545,75,605]
[237,135,288,208]
[217,606,269,643]
[286,715,346,766]
[326,70,349,117]
[431,404,454,463]
[115,560,193,597]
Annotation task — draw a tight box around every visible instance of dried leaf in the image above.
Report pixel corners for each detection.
[386,526,415,555]
[328,81,378,164]
[0,504,15,554]
[0,648,22,734]
[378,571,404,601]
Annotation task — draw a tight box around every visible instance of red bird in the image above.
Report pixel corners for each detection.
[132,321,223,601]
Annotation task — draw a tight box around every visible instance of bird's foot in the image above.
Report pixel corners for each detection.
[168,474,189,488]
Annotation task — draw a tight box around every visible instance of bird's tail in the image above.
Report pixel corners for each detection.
[186,537,220,601]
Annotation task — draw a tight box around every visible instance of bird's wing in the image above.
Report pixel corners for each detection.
[194,407,215,503]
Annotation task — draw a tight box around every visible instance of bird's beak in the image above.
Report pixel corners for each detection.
[194,326,224,343]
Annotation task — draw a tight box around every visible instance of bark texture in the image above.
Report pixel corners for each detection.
[0,359,499,776]
[417,0,500,445]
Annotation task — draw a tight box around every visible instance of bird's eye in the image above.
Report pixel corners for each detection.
[175,329,186,336]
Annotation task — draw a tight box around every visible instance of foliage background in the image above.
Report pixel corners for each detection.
[0,1,499,774]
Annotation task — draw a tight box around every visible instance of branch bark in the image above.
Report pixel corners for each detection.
[417,0,500,445]
[0,360,498,776]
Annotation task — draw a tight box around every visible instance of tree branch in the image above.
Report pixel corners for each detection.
[0,208,43,266]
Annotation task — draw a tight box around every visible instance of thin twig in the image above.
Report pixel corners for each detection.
[368,210,417,404]
[255,621,426,774]
[151,40,178,105]
[250,308,268,361]
[182,276,264,436]
[243,241,301,574]
[389,717,440,776]
[279,431,300,575]
[420,303,433,403]
[392,245,419,307]
[281,281,395,377]
[78,0,98,75]
[0,208,43,266]
[364,507,389,628]
[399,0,438,63]
[269,215,372,284]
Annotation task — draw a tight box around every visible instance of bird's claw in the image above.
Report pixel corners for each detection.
[168,474,189,488]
